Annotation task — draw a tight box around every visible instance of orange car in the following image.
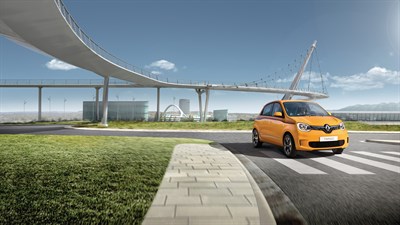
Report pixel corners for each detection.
[253,100,349,157]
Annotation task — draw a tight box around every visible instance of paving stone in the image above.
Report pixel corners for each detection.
[152,194,166,205]
[245,195,257,206]
[157,188,189,196]
[196,177,231,182]
[201,196,251,205]
[166,196,202,205]
[144,218,189,225]
[160,182,179,188]
[228,206,259,217]
[176,206,231,217]
[145,206,175,218]
[189,218,248,225]
[189,188,232,196]
[179,182,217,188]
[170,177,196,182]
[229,188,255,195]
[216,182,252,188]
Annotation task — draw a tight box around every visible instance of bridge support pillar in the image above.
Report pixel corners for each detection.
[95,87,100,121]
[195,89,205,122]
[38,86,42,121]
[156,87,161,121]
[204,89,210,122]
[100,76,109,127]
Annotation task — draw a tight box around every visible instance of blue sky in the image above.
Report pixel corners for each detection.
[0,0,399,113]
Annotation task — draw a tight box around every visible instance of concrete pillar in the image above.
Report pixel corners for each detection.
[156,87,160,122]
[38,86,42,121]
[195,89,204,122]
[204,89,210,122]
[100,76,109,127]
[95,87,100,121]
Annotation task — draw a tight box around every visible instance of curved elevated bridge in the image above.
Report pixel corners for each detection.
[0,0,328,124]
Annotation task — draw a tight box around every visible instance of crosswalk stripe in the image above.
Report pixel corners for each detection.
[261,151,326,174]
[310,157,374,174]
[336,154,400,173]
[382,151,400,156]
[352,151,400,163]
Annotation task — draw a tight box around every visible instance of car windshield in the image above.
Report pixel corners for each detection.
[283,102,329,117]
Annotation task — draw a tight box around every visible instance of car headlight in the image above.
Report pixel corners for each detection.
[297,122,311,132]
[339,122,345,130]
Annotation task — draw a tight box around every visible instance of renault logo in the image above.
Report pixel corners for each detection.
[324,124,331,133]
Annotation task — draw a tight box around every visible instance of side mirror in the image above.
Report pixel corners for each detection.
[273,112,283,117]
[328,112,332,116]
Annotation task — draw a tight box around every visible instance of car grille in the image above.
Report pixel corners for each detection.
[309,140,345,148]
[310,125,340,134]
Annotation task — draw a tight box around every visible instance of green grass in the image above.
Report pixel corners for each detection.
[344,121,400,131]
[0,135,210,225]
[98,121,254,130]
[3,120,400,131]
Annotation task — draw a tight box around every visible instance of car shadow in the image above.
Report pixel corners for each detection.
[220,142,336,159]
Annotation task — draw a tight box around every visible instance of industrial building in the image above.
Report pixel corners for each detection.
[83,101,148,121]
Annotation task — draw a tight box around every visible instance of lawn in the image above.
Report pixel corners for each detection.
[0,135,209,225]
[89,121,400,131]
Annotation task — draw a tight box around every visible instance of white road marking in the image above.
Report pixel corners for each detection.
[310,157,374,174]
[352,151,400,163]
[382,151,400,156]
[336,154,400,173]
[261,151,326,174]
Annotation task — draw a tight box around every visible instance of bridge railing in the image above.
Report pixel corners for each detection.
[53,0,169,82]
[0,79,134,85]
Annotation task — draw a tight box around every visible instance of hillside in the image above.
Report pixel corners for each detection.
[338,102,400,111]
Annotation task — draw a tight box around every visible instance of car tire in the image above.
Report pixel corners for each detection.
[332,148,344,154]
[252,129,263,148]
[283,133,297,158]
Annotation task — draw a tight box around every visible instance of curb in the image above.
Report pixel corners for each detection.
[365,139,400,145]
[71,127,251,133]
[211,143,276,225]
[231,151,307,225]
[71,127,400,134]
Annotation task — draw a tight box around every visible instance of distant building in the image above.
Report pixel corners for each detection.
[331,111,400,121]
[83,101,148,121]
[213,109,228,121]
[179,99,190,115]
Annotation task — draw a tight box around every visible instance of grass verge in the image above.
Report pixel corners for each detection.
[0,135,210,225]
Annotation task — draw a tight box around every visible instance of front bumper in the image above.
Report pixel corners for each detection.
[294,129,349,151]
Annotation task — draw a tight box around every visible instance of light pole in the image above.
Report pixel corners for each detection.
[63,98,67,118]
[116,94,120,121]
[23,100,27,113]
[47,96,51,113]
[132,97,135,121]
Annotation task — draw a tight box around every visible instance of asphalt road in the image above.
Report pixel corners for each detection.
[1,125,399,225]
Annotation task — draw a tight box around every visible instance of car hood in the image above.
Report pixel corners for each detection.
[291,116,342,126]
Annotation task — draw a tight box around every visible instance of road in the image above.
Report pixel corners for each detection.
[1,125,399,224]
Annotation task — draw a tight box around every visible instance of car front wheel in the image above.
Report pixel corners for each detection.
[283,133,297,158]
[252,129,262,148]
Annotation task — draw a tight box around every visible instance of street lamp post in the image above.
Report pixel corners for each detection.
[63,98,67,118]
[48,96,51,113]
[23,100,27,113]
[116,94,120,121]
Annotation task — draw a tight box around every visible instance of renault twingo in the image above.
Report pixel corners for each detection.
[252,100,349,158]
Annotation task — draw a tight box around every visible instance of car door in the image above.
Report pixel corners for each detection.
[269,103,286,145]
[257,103,274,142]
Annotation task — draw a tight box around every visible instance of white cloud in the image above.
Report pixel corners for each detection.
[46,59,77,71]
[147,59,177,72]
[151,71,162,75]
[330,67,399,91]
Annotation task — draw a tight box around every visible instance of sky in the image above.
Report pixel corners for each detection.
[0,0,399,113]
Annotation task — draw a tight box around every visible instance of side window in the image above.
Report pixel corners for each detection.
[261,103,273,116]
[271,103,283,116]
